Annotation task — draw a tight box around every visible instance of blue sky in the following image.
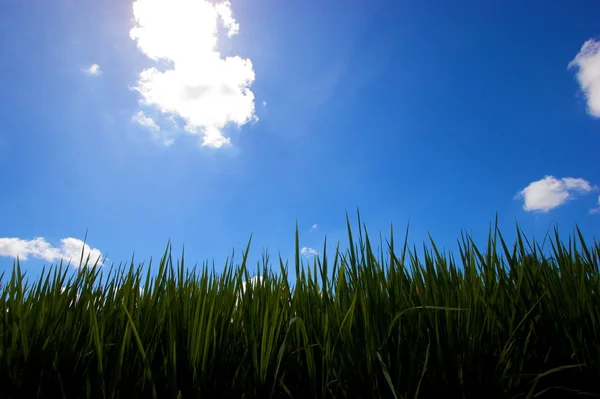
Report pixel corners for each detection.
[1,0,599,281]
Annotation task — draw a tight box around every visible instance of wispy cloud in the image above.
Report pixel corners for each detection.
[516,176,596,212]
[132,111,175,146]
[590,195,600,214]
[310,224,318,232]
[569,39,600,118]
[132,111,174,146]
[301,247,318,257]
[132,111,159,131]
[0,237,104,266]
[129,0,256,148]
[83,63,102,76]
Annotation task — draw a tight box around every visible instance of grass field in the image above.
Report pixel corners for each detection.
[1,215,599,398]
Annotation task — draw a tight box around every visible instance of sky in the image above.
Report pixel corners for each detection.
[1,0,599,282]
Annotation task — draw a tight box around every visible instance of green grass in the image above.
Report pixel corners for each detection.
[1,214,600,398]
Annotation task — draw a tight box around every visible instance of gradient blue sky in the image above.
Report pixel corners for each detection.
[1,0,599,279]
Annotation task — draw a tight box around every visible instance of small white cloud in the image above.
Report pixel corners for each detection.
[590,195,600,214]
[301,247,318,257]
[569,39,600,118]
[0,237,104,266]
[262,100,267,106]
[132,111,159,131]
[132,111,174,146]
[309,224,318,232]
[130,0,257,148]
[83,63,102,76]
[234,275,263,309]
[241,276,263,293]
[516,175,596,212]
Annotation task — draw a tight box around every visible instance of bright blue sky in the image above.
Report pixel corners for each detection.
[1,0,599,281]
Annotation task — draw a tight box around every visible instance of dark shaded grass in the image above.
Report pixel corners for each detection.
[1,214,599,398]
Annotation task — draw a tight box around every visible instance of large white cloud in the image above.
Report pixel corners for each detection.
[0,237,104,266]
[516,176,595,212]
[130,0,256,148]
[569,39,600,118]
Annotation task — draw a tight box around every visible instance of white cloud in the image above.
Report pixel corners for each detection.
[133,111,159,131]
[590,195,600,214]
[132,111,174,146]
[233,275,263,310]
[569,39,600,118]
[241,276,263,293]
[309,224,318,232]
[516,175,596,212]
[83,63,102,76]
[301,247,318,257]
[130,0,257,148]
[0,237,104,266]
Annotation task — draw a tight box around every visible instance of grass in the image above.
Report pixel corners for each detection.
[1,213,600,398]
